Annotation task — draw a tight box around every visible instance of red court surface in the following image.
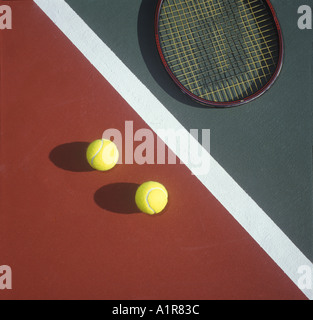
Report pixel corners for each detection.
[0,1,307,300]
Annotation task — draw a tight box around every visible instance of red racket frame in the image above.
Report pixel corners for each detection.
[155,0,284,107]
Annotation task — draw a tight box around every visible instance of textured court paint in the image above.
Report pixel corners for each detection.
[33,0,313,299]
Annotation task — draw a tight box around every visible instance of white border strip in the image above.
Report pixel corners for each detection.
[34,0,313,299]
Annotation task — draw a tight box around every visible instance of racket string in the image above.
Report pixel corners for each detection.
[158,0,280,103]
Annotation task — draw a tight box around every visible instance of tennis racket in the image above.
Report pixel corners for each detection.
[155,0,283,107]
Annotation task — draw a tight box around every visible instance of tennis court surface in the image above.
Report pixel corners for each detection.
[0,0,312,300]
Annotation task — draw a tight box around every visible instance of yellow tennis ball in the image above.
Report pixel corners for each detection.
[86,139,119,171]
[135,181,168,215]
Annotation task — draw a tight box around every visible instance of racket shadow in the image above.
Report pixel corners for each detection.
[137,0,202,109]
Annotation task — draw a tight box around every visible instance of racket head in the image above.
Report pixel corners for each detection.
[155,0,284,107]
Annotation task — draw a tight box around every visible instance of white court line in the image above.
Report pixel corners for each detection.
[34,0,313,299]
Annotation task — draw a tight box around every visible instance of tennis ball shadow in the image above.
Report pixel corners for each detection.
[49,142,93,172]
[94,183,140,214]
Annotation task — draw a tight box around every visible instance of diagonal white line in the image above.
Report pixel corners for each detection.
[34,0,313,299]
